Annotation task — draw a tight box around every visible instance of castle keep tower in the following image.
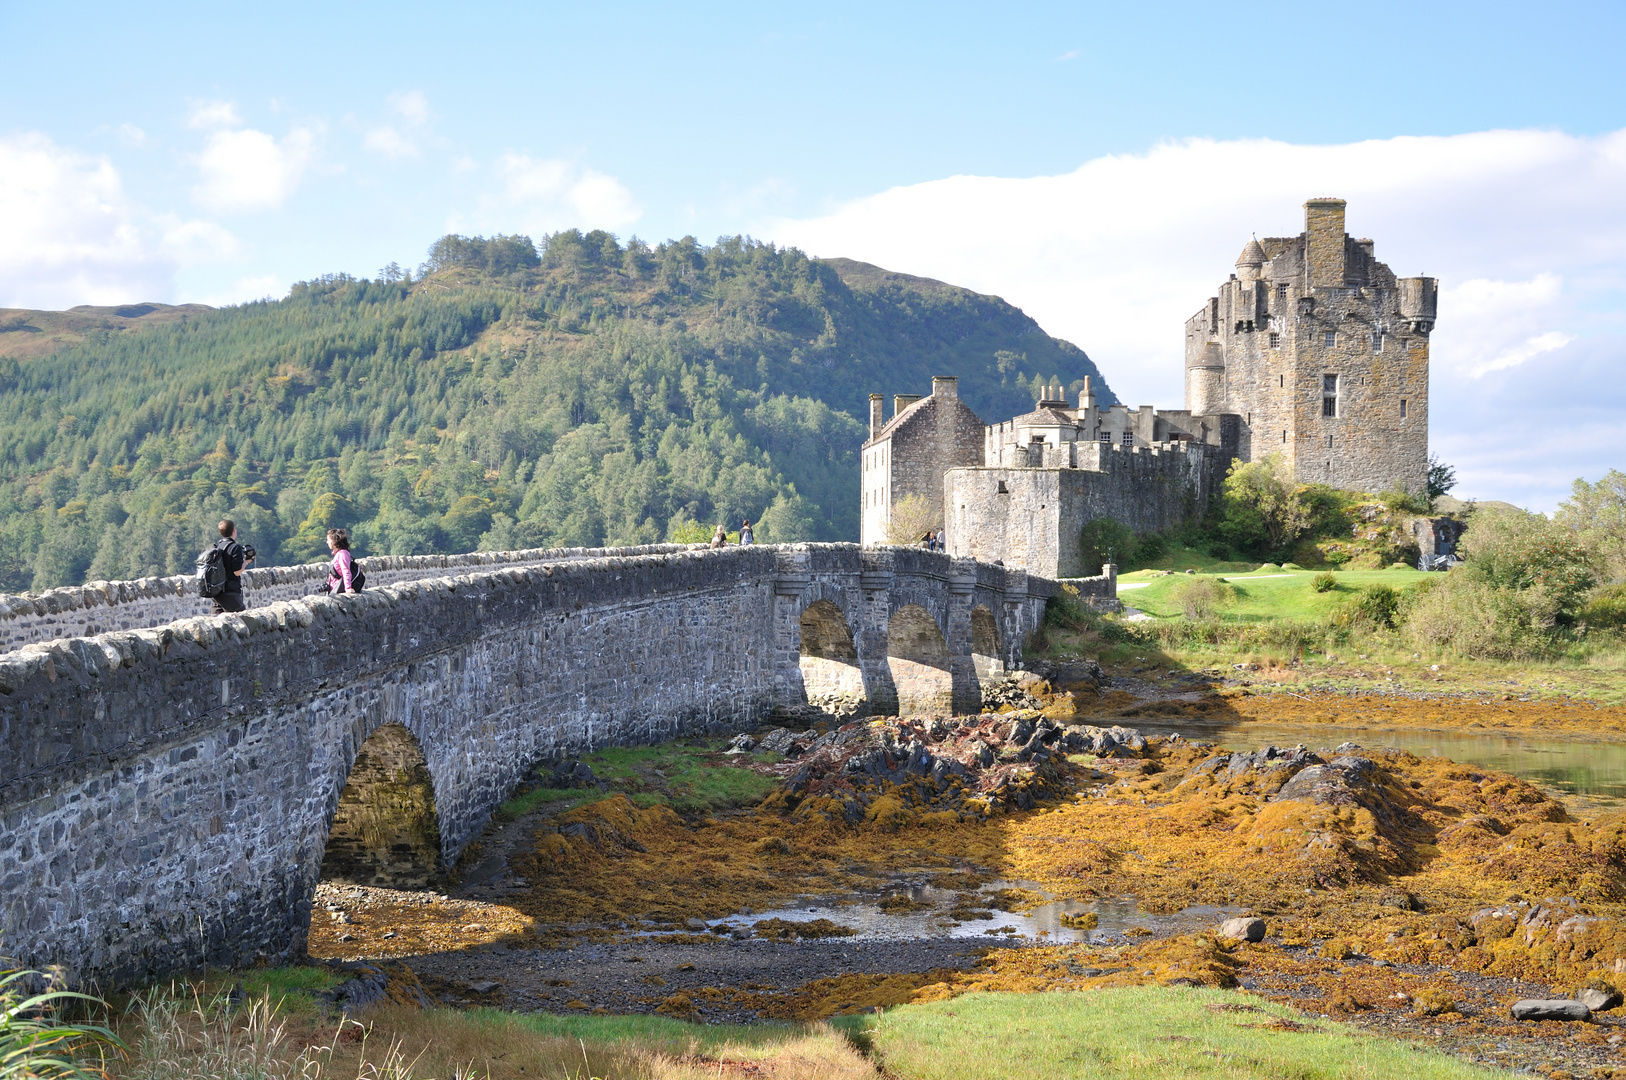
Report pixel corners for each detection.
[1184,198,1436,494]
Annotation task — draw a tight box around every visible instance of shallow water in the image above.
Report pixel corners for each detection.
[1128,719,1626,801]
[696,883,1236,945]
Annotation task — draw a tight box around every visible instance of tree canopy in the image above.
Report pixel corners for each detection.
[0,233,1114,591]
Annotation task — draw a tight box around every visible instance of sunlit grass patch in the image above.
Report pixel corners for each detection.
[859,988,1506,1080]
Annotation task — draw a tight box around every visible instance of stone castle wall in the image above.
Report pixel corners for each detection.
[0,543,700,655]
[946,440,1223,578]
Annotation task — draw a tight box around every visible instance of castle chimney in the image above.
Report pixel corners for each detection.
[869,394,884,439]
[1304,197,1348,289]
[894,393,922,417]
[1079,376,1095,410]
[931,375,958,400]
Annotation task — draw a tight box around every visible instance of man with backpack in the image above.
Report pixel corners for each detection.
[198,519,254,613]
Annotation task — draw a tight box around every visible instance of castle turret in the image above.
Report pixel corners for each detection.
[1398,276,1438,333]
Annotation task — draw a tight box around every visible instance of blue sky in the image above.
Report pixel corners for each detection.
[2,1,1624,509]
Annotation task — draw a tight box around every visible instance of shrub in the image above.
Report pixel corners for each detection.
[1312,571,1338,593]
[1171,578,1234,620]
[1456,506,1596,622]
[1584,582,1626,629]
[1399,574,1554,659]
[1349,584,1401,630]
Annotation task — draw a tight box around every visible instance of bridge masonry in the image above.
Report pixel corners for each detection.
[0,544,1053,987]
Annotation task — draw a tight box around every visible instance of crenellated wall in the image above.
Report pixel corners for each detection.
[0,544,1053,987]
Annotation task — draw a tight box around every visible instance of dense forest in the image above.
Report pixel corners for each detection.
[0,232,1113,592]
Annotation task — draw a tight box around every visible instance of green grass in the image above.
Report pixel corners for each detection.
[1129,544,1266,575]
[860,988,1506,1080]
[1118,566,1427,623]
[502,740,782,820]
[460,1007,807,1052]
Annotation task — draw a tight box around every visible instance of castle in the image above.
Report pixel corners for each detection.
[859,198,1437,578]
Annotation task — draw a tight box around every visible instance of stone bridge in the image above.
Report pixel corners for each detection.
[0,543,1055,986]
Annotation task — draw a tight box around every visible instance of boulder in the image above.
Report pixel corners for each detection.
[1578,987,1623,1012]
[1219,917,1267,943]
[1510,999,1591,1022]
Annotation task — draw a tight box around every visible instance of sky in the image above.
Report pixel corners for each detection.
[1,1,1623,511]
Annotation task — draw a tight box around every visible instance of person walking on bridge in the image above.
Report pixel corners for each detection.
[325,528,360,593]
[709,523,727,549]
[739,519,754,546]
[207,519,254,613]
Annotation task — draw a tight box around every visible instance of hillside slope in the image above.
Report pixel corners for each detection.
[0,232,1114,591]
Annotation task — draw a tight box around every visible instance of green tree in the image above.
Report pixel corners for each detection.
[1217,454,1313,558]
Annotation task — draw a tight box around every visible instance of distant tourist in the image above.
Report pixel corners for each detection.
[201,519,254,613]
[739,519,754,546]
[709,523,727,548]
[325,528,365,593]
[931,529,945,552]
[919,530,933,549]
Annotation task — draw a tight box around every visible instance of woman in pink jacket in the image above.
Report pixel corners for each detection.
[326,528,358,593]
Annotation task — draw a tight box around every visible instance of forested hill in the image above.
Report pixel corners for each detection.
[0,231,1114,592]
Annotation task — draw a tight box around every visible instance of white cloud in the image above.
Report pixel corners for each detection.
[364,91,430,160]
[193,124,314,212]
[0,133,236,308]
[116,123,147,147]
[389,90,429,126]
[476,152,641,233]
[187,99,241,129]
[363,126,419,160]
[767,129,1626,509]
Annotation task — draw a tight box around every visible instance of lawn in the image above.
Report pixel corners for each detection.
[1117,565,1429,623]
[497,738,781,820]
[858,988,1507,1080]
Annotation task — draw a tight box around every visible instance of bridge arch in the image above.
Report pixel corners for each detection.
[886,603,953,716]
[798,598,865,705]
[318,722,444,889]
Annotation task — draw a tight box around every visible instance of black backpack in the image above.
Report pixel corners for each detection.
[196,540,230,598]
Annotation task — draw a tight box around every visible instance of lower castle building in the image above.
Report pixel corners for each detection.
[859,197,1435,579]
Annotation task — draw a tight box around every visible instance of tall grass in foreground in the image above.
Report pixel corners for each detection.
[1,967,124,1079]
[105,986,874,1080]
[863,988,1507,1080]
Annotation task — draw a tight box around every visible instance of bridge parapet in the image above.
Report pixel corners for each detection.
[0,542,707,656]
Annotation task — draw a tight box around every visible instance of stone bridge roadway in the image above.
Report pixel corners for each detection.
[0,543,1056,986]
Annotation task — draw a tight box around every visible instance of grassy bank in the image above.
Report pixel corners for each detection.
[856,988,1506,1080]
[84,978,1517,1079]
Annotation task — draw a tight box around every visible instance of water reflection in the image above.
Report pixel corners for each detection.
[1130,720,1626,801]
[702,883,1235,944]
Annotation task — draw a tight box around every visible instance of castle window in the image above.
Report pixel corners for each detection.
[1098,429,1109,443]
[1326,434,1333,448]
[1121,431,1134,448]
[1278,374,1283,388]
[997,481,1008,494]
[1400,398,1408,419]
[1282,430,1287,443]
[1322,374,1338,417]
[1372,332,1383,353]
[1324,330,1336,347]
[1277,283,1287,301]
[1269,331,1281,348]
